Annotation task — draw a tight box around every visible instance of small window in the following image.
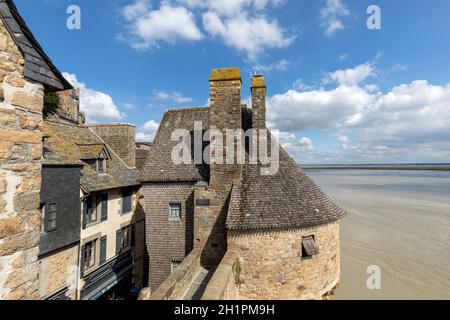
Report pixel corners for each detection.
[302,236,319,259]
[97,158,107,174]
[169,203,181,221]
[45,203,57,232]
[122,188,132,213]
[83,240,97,271]
[171,261,181,273]
[86,195,100,224]
[117,225,131,254]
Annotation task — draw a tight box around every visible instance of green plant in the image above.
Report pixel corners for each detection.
[234,259,242,285]
[43,92,60,118]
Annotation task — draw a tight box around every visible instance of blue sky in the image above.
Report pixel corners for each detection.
[15,0,450,164]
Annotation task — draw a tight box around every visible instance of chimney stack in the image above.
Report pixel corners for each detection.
[251,74,266,129]
[208,67,242,189]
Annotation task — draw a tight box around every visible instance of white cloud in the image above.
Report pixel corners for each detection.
[267,61,450,163]
[179,0,284,17]
[339,53,348,61]
[320,0,350,37]
[136,119,160,142]
[267,84,373,131]
[324,62,376,85]
[122,2,203,50]
[153,90,194,104]
[202,11,294,60]
[62,72,125,122]
[254,59,291,73]
[120,0,293,60]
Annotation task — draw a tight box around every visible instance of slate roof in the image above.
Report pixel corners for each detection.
[139,107,210,182]
[140,106,345,230]
[0,0,72,91]
[226,134,345,230]
[43,120,139,193]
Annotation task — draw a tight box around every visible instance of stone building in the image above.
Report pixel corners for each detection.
[139,68,345,300]
[0,0,73,299]
[0,0,147,299]
[42,117,146,299]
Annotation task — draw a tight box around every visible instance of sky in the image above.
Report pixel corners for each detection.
[15,0,450,164]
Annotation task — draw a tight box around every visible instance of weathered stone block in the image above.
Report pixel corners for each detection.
[0,216,23,239]
[0,128,41,144]
[0,87,4,102]
[0,108,16,127]
[0,231,40,256]
[10,92,43,112]
[4,263,39,290]
[5,72,25,87]
[13,192,40,213]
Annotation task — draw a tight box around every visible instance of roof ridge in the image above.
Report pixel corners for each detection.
[165,106,208,113]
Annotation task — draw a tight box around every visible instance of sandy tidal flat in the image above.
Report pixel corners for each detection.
[306,170,450,300]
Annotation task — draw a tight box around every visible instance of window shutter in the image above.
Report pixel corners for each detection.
[100,236,107,264]
[122,188,132,213]
[44,203,49,231]
[131,223,136,247]
[116,229,123,255]
[82,199,88,229]
[80,244,86,276]
[101,193,108,221]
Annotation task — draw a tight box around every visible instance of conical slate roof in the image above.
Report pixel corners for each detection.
[226,134,345,230]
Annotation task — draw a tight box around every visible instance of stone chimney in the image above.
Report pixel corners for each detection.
[56,88,81,124]
[208,67,243,190]
[88,123,136,168]
[251,74,266,129]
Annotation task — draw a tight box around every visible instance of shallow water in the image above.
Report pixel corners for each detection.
[306,169,450,300]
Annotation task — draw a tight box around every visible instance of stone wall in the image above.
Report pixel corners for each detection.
[0,18,44,300]
[38,244,79,299]
[89,123,136,168]
[143,249,201,300]
[202,250,239,300]
[228,222,341,300]
[142,182,195,291]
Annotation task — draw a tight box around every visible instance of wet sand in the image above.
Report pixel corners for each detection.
[306,170,450,300]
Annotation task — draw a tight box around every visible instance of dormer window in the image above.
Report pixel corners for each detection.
[80,144,110,174]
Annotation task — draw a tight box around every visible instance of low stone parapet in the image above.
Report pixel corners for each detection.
[140,249,202,300]
[201,251,239,300]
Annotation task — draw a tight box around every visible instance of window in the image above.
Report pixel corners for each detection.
[85,158,107,174]
[171,261,181,273]
[169,203,181,221]
[97,158,107,174]
[116,226,131,254]
[122,188,132,213]
[86,195,99,224]
[302,236,319,259]
[83,240,97,271]
[45,203,57,232]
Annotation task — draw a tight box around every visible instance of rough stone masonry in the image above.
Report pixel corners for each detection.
[0,17,44,300]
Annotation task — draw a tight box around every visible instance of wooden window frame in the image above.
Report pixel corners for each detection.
[45,203,57,232]
[169,203,181,221]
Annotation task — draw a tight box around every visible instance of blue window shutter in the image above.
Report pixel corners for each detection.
[82,199,88,229]
[99,236,107,264]
[122,188,132,213]
[101,193,108,221]
[80,244,86,276]
[116,229,123,255]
